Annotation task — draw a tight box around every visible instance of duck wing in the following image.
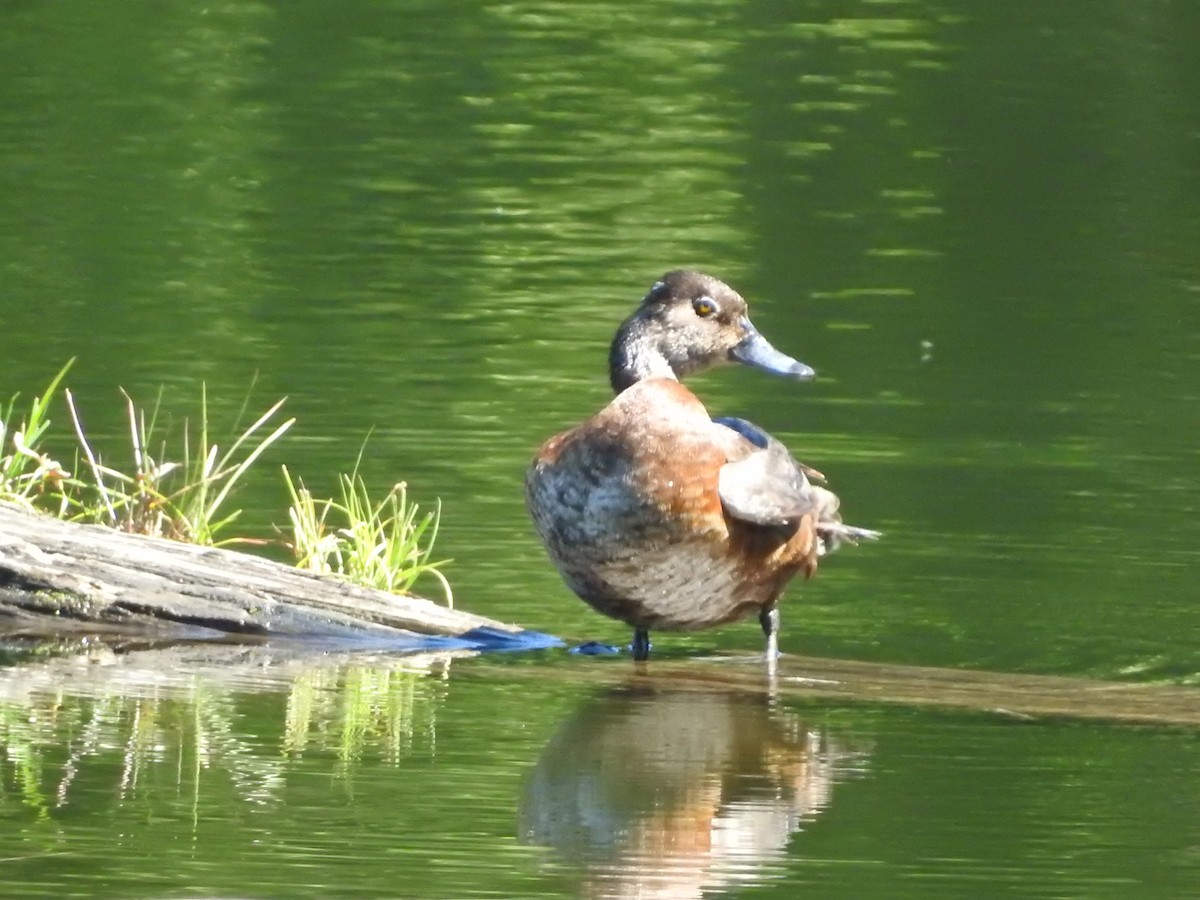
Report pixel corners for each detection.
[713,416,881,548]
[713,417,815,527]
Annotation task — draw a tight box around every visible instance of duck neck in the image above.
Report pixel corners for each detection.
[609,319,678,394]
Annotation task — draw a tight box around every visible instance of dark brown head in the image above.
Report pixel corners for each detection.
[608,271,815,394]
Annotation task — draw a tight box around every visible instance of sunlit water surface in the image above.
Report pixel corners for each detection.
[2,1,1198,897]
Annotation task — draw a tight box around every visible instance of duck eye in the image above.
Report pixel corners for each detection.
[692,297,718,318]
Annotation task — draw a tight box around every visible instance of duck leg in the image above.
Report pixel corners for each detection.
[759,605,780,660]
[631,628,651,661]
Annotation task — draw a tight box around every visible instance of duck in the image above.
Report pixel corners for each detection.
[525,270,878,661]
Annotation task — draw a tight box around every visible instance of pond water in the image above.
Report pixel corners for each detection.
[2,1,1199,897]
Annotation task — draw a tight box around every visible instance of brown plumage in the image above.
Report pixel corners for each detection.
[525,271,878,661]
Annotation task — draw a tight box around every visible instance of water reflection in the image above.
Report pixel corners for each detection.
[520,686,869,898]
[0,641,453,813]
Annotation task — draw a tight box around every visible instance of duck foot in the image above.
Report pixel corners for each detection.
[631,628,651,661]
[759,606,780,661]
[568,641,622,656]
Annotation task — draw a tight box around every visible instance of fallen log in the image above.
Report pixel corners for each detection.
[0,501,560,651]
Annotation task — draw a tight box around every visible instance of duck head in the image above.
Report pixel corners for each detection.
[608,270,815,394]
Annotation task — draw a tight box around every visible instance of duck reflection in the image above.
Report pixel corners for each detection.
[520,685,867,898]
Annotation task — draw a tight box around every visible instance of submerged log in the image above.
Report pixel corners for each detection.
[0,637,1195,729]
[0,502,559,651]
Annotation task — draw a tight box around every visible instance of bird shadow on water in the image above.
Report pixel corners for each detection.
[517,683,871,898]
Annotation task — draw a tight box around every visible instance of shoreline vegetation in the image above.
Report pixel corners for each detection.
[0,361,452,606]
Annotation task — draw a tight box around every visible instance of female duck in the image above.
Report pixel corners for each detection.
[525,271,876,660]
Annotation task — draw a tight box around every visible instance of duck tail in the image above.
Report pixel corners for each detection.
[808,485,882,556]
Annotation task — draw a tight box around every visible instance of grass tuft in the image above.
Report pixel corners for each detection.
[282,458,453,606]
[2,366,451,600]
[63,384,295,545]
[0,360,75,512]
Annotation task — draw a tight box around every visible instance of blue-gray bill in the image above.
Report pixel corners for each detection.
[729,321,815,380]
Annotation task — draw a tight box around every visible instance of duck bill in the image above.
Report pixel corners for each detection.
[730,321,815,380]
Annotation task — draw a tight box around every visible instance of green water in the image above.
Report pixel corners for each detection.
[2,1,1198,896]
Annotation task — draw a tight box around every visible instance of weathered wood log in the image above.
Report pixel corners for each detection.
[0,502,559,651]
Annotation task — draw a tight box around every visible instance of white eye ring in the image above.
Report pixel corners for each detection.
[693,295,718,317]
